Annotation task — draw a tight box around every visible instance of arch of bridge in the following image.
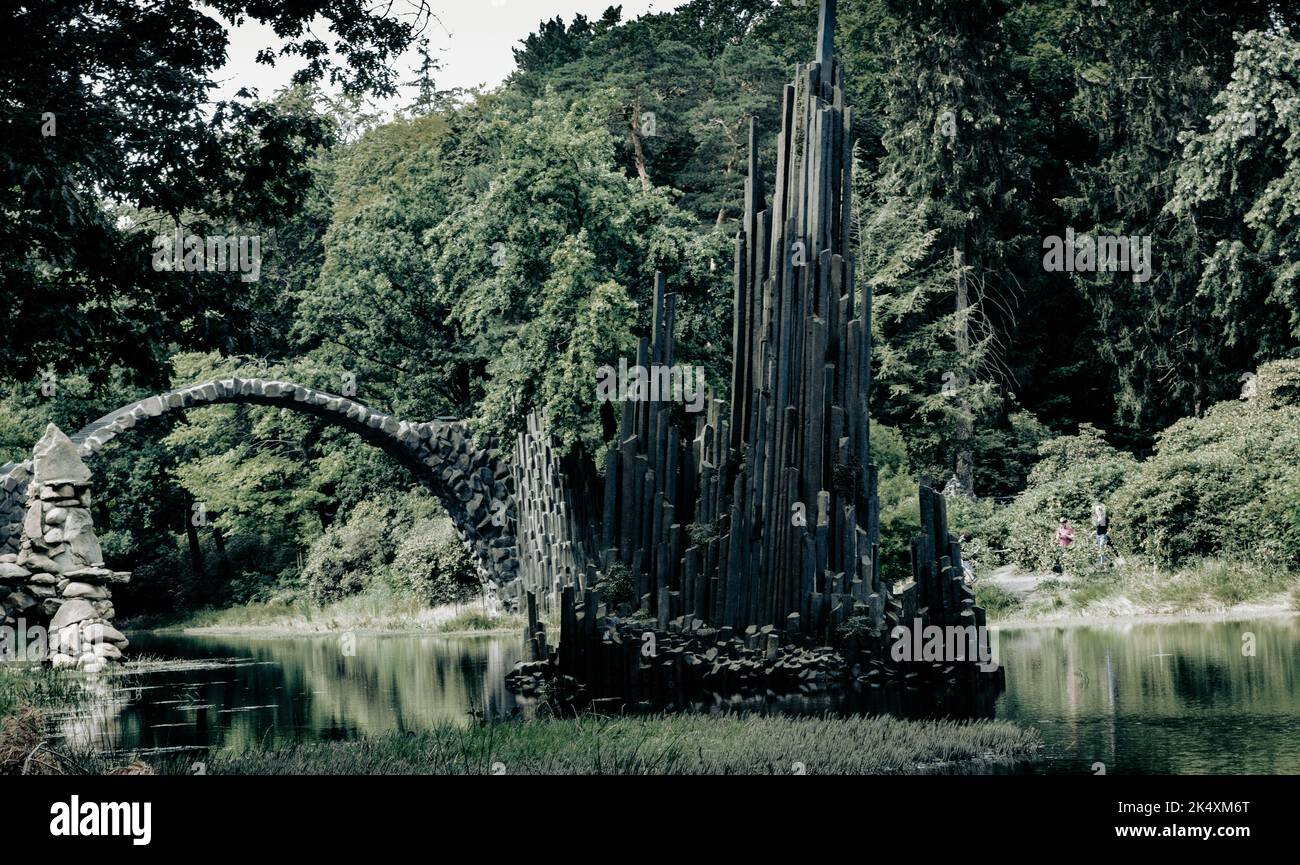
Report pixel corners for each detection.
[0,378,517,588]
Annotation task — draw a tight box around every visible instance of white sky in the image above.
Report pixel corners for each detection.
[211,1,690,112]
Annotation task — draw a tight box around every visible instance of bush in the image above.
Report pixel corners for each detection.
[982,360,1300,575]
[992,425,1135,571]
[390,517,478,605]
[871,421,919,581]
[974,583,1021,618]
[300,498,395,602]
[1110,360,1300,569]
[596,562,634,607]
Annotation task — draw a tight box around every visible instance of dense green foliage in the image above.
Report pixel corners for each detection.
[4,1,1300,615]
[956,361,1300,576]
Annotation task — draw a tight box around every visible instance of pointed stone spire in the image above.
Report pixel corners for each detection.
[816,0,837,68]
[31,424,91,486]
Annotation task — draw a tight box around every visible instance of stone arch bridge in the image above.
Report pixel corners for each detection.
[0,378,518,589]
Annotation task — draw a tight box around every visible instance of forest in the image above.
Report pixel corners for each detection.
[4,0,1300,623]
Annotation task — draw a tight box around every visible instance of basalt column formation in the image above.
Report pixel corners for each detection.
[578,0,883,639]
[508,0,1001,710]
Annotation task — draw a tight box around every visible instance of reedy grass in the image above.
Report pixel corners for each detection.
[133,713,1040,775]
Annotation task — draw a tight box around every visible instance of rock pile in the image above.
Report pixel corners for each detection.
[0,425,129,671]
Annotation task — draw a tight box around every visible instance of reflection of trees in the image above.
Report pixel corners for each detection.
[138,634,525,751]
[998,618,1300,773]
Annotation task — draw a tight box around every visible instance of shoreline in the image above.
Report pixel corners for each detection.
[124,599,1300,639]
[133,624,524,639]
[989,595,1299,630]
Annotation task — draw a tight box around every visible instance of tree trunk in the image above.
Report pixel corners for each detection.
[184,494,206,583]
[954,245,975,497]
[212,524,234,586]
[627,99,652,192]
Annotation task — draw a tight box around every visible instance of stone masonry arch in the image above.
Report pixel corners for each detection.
[0,378,518,591]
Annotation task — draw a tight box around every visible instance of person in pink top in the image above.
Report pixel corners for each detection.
[1054,518,1074,573]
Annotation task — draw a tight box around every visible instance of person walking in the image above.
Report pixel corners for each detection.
[1093,503,1110,565]
[1054,517,1074,573]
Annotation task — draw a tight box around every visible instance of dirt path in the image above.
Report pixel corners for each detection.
[981,564,1068,602]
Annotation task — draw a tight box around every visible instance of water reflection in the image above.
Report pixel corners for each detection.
[56,633,525,753]
[52,616,1300,774]
[995,617,1300,774]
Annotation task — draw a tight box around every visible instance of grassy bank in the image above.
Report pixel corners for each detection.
[121,593,525,636]
[979,558,1300,625]
[97,713,1038,775]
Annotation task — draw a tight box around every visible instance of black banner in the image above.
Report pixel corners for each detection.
[7,774,1288,854]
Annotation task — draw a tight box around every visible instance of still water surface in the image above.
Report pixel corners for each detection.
[57,617,1300,773]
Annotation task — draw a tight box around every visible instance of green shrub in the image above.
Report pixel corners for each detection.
[993,425,1136,571]
[596,562,634,607]
[1110,360,1300,569]
[300,498,394,602]
[390,517,478,605]
[974,583,1021,618]
[979,363,1300,582]
[871,421,919,581]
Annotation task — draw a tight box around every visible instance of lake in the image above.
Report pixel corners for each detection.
[51,617,1300,774]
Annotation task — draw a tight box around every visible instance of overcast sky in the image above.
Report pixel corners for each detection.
[212,1,690,111]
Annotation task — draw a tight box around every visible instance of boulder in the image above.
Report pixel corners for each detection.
[92,642,123,660]
[0,562,30,580]
[23,502,42,538]
[3,591,35,611]
[61,508,93,536]
[57,624,80,655]
[49,599,96,631]
[65,530,103,568]
[62,566,121,584]
[82,623,128,647]
[31,425,92,486]
[19,552,61,574]
[62,582,109,600]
